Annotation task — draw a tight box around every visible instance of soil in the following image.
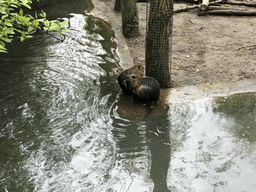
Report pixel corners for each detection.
[102,0,256,88]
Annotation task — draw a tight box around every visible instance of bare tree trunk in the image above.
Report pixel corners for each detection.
[114,0,121,12]
[146,0,173,88]
[121,0,140,38]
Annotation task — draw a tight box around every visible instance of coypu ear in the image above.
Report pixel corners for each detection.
[137,64,144,70]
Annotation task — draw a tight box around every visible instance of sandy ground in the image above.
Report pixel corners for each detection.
[102,0,256,88]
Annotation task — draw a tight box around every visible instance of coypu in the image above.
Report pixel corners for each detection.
[117,64,144,95]
[125,75,160,109]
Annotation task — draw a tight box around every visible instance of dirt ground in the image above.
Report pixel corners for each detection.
[102,0,256,88]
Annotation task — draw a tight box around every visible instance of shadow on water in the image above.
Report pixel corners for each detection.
[110,111,171,192]
[146,116,171,192]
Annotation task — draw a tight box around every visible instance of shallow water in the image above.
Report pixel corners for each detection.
[168,93,256,192]
[0,1,120,191]
[0,1,256,191]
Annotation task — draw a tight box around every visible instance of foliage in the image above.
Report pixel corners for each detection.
[0,0,69,53]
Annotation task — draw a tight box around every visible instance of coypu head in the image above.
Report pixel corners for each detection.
[136,64,144,71]
[130,64,144,77]
[124,74,141,89]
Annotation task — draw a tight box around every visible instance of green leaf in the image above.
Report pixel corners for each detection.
[10,4,19,8]
[8,28,15,35]
[60,21,68,28]
[19,9,23,16]
[49,22,60,32]
[0,0,68,52]
[21,3,31,9]
[1,36,12,43]
[0,41,6,47]
[39,11,46,18]
[44,20,50,28]
[0,48,7,53]
[14,28,23,34]
[4,20,13,27]
[20,36,25,41]
[0,9,7,15]
[60,29,69,35]
[22,16,31,25]
[2,14,8,20]
[32,21,39,27]
[28,26,34,33]
[49,25,60,32]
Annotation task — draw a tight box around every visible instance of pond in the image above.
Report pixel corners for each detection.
[0,0,256,191]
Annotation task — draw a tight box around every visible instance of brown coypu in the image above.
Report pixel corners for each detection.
[117,64,144,95]
[125,75,160,109]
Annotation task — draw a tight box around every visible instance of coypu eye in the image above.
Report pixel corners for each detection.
[132,75,136,79]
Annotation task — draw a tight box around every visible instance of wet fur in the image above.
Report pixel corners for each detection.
[117,64,144,95]
[126,75,160,109]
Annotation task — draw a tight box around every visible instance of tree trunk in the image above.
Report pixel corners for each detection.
[121,0,140,38]
[146,0,173,88]
[114,0,121,12]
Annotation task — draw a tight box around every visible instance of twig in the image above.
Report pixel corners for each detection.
[173,0,223,13]
[173,4,200,13]
[156,126,164,134]
[198,9,256,16]
[236,44,256,51]
[224,0,256,8]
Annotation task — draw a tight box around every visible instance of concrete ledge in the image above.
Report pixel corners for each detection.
[90,0,135,70]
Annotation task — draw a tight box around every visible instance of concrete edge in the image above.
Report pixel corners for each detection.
[90,0,135,70]
[167,79,256,103]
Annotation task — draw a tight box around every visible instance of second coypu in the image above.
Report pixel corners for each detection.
[117,64,144,95]
[125,75,160,109]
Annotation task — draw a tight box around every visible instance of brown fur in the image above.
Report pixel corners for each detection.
[125,75,160,109]
[117,64,144,95]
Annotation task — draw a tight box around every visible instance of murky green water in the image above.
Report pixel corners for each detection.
[1,0,256,191]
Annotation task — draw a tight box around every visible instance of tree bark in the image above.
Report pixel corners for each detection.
[146,0,173,88]
[121,0,140,38]
[114,0,121,12]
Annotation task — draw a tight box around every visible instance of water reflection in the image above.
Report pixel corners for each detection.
[213,92,256,142]
[146,115,171,192]
[110,110,171,191]
[0,9,120,191]
[168,95,256,192]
